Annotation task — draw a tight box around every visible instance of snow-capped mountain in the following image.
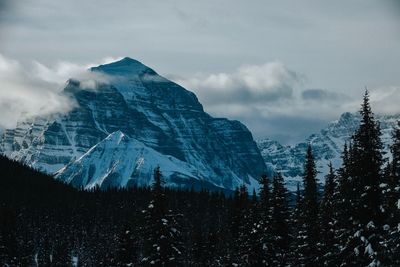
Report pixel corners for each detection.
[0,57,266,191]
[257,112,400,191]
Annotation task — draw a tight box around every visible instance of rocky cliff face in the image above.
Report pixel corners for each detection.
[0,57,266,191]
[257,112,399,191]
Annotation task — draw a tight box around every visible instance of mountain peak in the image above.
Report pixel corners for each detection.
[91,57,156,76]
[105,130,127,145]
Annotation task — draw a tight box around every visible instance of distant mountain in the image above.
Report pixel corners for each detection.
[0,57,266,191]
[257,112,399,191]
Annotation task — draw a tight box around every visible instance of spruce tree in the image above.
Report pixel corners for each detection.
[337,143,352,226]
[392,121,400,180]
[258,175,275,265]
[235,185,265,266]
[289,182,302,266]
[335,144,354,265]
[391,122,400,228]
[352,90,384,225]
[340,90,385,266]
[385,121,400,265]
[141,167,184,266]
[259,174,270,212]
[297,145,320,265]
[389,121,400,225]
[270,173,290,266]
[115,224,137,266]
[319,162,338,265]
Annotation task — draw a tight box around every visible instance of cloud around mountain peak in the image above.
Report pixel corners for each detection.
[0,54,121,129]
[0,54,399,144]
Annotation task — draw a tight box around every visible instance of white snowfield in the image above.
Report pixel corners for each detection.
[56,131,202,189]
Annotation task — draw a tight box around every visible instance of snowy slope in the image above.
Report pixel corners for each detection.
[257,112,400,191]
[0,57,266,191]
[55,131,204,189]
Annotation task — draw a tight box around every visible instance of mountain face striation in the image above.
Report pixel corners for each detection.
[0,57,266,191]
[257,112,399,191]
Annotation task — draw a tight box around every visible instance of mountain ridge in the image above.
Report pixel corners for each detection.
[257,111,400,191]
[0,57,267,191]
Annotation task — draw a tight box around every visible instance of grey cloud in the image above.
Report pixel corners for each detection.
[369,87,400,115]
[0,54,74,128]
[251,115,329,145]
[176,62,301,105]
[0,54,113,129]
[1,0,399,143]
[301,89,349,102]
[1,0,399,93]
[174,62,363,143]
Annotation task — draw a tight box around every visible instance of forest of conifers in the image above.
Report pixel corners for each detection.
[1,91,400,266]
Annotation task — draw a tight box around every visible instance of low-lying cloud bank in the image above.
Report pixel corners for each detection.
[0,54,118,129]
[174,63,400,143]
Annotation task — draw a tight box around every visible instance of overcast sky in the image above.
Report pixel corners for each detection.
[0,0,400,144]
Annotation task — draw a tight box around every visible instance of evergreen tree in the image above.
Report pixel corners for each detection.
[319,162,338,265]
[289,182,302,266]
[340,90,385,266]
[384,121,400,265]
[141,167,184,266]
[391,122,400,228]
[257,175,275,265]
[392,121,400,180]
[259,174,270,212]
[297,145,320,266]
[333,143,352,265]
[270,172,290,266]
[235,185,262,266]
[337,143,352,226]
[115,224,137,266]
[352,90,384,225]
[389,121,400,225]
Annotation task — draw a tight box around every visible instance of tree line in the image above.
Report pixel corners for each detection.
[0,91,399,266]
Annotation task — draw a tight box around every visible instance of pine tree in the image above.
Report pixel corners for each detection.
[257,175,275,265]
[337,143,352,226]
[289,182,302,266]
[297,145,320,266]
[115,224,137,266]
[259,174,270,212]
[270,173,290,266]
[389,121,400,226]
[319,162,338,265]
[384,121,400,265]
[333,144,355,265]
[340,90,385,266]
[352,90,384,225]
[391,122,400,227]
[141,167,184,266]
[392,121,400,180]
[235,184,265,266]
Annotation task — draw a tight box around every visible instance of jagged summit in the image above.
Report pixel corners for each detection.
[91,57,156,76]
[0,58,266,191]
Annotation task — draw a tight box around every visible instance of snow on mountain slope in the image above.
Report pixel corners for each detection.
[0,57,266,191]
[55,131,203,189]
[257,112,400,191]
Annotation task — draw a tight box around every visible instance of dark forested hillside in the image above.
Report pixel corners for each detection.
[1,91,400,266]
[0,156,234,266]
